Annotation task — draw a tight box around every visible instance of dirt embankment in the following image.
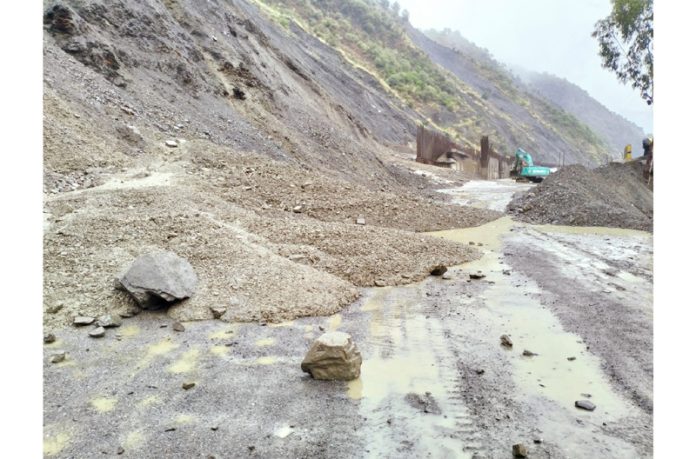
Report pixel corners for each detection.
[44,142,498,329]
[507,161,652,231]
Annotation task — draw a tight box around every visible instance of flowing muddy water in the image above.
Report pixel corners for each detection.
[340,179,652,457]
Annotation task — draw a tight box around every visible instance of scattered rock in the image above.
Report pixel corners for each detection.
[374,279,386,287]
[50,351,66,364]
[89,326,106,338]
[475,369,485,375]
[115,251,198,309]
[522,350,538,357]
[405,392,442,414]
[512,443,528,457]
[502,269,511,276]
[210,307,227,319]
[500,334,513,348]
[468,241,476,245]
[119,307,140,318]
[232,87,246,100]
[97,314,122,328]
[117,446,124,455]
[581,393,592,398]
[73,316,95,326]
[469,273,486,280]
[44,333,56,344]
[441,273,452,280]
[575,399,596,411]
[430,265,448,276]
[567,356,576,361]
[165,140,178,147]
[182,382,196,390]
[292,205,303,213]
[533,438,543,444]
[477,242,483,246]
[47,303,64,314]
[301,331,362,381]
[173,322,185,332]
[356,217,366,225]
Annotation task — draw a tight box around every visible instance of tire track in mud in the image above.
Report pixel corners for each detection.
[347,286,485,458]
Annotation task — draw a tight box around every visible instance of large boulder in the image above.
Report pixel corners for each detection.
[301,332,362,381]
[116,251,198,309]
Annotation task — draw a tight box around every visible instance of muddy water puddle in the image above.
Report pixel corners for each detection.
[430,218,640,420]
[438,179,533,212]
[346,285,482,458]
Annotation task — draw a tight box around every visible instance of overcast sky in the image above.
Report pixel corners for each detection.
[398,0,653,133]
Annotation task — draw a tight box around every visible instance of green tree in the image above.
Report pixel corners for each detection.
[592,0,653,104]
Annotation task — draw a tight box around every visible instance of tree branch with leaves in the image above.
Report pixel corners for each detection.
[592,0,653,105]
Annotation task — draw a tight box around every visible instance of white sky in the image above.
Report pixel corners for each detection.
[398,0,653,133]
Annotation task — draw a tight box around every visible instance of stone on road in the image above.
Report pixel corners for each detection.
[301,331,362,381]
[575,399,596,411]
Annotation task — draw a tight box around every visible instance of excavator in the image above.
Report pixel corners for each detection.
[509,148,551,183]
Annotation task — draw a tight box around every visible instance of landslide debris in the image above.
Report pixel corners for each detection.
[507,161,652,231]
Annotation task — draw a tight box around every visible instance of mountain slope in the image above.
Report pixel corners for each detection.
[518,71,646,156]
[254,0,612,166]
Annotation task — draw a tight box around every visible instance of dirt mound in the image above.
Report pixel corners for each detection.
[44,146,494,327]
[506,161,652,231]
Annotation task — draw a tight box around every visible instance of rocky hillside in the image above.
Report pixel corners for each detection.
[420,27,611,165]
[255,0,611,166]
[518,71,646,157]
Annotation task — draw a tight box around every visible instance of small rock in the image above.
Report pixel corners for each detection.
[97,314,122,328]
[89,326,106,338]
[119,307,140,318]
[470,273,486,280]
[374,279,386,287]
[468,241,476,245]
[73,316,95,326]
[182,382,196,390]
[477,242,483,246]
[522,350,538,357]
[502,269,511,276]
[47,304,64,314]
[173,322,185,332]
[475,369,485,375]
[441,273,452,280]
[533,438,543,444]
[165,140,178,148]
[405,392,442,414]
[512,443,528,457]
[301,331,362,381]
[430,265,448,276]
[292,205,303,213]
[581,393,592,398]
[117,446,124,455]
[50,351,66,363]
[500,335,513,348]
[44,333,56,344]
[211,307,227,319]
[356,217,366,225]
[211,426,219,431]
[575,399,596,411]
[567,356,576,361]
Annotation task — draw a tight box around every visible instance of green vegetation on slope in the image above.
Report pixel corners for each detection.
[257,0,460,111]
[256,0,609,164]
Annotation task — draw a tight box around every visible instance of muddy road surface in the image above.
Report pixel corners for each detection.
[44,180,652,458]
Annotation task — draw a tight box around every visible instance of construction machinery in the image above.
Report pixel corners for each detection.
[510,148,551,183]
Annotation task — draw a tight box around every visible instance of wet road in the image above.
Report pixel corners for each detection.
[44,180,653,458]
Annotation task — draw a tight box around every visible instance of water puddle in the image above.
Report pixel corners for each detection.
[438,179,533,211]
[431,218,636,420]
[168,349,200,373]
[347,286,481,458]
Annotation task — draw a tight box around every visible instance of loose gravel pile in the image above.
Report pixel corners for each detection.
[507,161,652,231]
